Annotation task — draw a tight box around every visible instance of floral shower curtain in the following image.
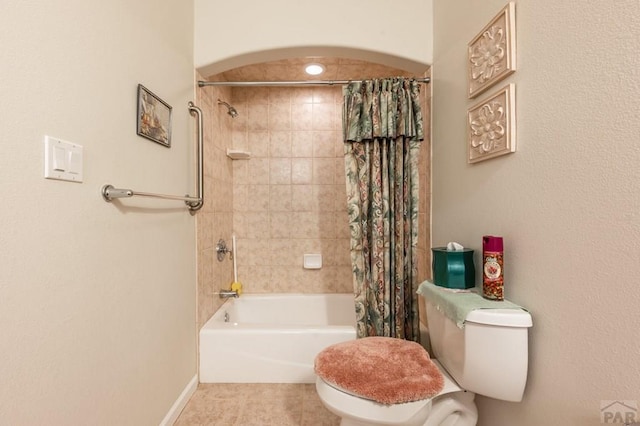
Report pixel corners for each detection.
[342,78,423,341]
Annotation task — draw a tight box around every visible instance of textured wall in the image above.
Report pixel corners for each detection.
[432,1,640,424]
[0,1,196,424]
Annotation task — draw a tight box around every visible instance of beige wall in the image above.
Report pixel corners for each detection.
[432,1,640,424]
[194,0,433,76]
[0,1,196,424]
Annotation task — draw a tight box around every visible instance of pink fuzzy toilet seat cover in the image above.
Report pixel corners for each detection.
[314,336,444,405]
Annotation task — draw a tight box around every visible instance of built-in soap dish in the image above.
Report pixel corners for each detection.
[303,254,322,269]
[226,149,251,160]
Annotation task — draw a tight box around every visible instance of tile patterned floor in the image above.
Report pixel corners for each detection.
[174,383,340,426]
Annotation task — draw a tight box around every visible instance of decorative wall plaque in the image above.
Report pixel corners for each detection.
[468,84,516,163]
[468,2,516,98]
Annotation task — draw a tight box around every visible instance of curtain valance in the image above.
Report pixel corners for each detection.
[342,78,424,143]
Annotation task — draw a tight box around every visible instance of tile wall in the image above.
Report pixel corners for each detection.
[230,86,353,293]
[229,77,431,295]
[195,66,431,329]
[417,70,432,323]
[195,73,235,330]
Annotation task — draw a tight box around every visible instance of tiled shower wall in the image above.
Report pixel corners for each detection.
[195,73,235,329]
[230,86,353,293]
[195,70,431,329]
[229,80,431,295]
[417,71,432,323]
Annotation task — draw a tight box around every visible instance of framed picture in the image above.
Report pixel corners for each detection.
[468,83,516,163]
[137,84,172,147]
[468,2,516,98]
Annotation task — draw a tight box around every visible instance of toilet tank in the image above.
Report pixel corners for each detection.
[425,299,532,402]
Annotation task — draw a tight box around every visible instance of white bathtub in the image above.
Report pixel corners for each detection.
[199,293,356,383]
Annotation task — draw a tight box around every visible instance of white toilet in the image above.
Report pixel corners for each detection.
[315,297,533,426]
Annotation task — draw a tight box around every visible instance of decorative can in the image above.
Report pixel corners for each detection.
[482,236,504,300]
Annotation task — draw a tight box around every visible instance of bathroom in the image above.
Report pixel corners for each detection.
[2,1,639,425]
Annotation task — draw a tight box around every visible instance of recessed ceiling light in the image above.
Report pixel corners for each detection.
[305,63,325,76]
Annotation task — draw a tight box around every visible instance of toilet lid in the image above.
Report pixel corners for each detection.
[314,336,445,404]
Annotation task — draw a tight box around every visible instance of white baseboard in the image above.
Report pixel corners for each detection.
[159,374,198,426]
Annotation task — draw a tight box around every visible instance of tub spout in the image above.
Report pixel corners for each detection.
[218,289,239,299]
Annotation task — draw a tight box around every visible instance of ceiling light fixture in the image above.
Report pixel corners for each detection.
[305,63,325,76]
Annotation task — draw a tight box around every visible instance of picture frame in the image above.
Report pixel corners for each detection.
[468,83,516,163]
[137,84,172,147]
[468,2,516,98]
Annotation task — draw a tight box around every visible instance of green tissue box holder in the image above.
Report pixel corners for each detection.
[432,247,475,289]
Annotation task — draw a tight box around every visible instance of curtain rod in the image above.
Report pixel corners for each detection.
[198,77,430,88]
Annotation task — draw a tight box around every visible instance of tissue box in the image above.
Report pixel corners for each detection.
[431,247,475,289]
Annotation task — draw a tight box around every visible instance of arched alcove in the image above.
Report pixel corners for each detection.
[196,47,431,79]
[202,55,427,83]
[194,0,433,77]
[193,52,432,336]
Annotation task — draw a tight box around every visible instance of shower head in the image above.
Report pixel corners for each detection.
[217,99,238,118]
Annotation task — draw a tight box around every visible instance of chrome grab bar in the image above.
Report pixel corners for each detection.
[187,102,204,212]
[101,185,201,203]
[101,101,205,213]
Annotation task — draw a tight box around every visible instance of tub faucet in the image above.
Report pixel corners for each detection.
[218,289,239,299]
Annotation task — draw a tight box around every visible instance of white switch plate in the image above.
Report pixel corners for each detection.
[44,135,83,183]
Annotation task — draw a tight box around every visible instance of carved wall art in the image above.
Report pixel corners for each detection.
[468,83,516,163]
[468,2,516,98]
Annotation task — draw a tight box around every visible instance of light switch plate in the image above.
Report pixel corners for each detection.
[44,135,83,182]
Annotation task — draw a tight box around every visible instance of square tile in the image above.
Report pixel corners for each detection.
[313,158,335,184]
[248,104,268,130]
[292,131,313,157]
[270,185,292,211]
[291,158,313,184]
[269,103,291,130]
[270,131,292,157]
[270,158,292,184]
[249,131,270,157]
[313,131,337,157]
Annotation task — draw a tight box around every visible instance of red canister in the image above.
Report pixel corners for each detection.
[482,236,504,300]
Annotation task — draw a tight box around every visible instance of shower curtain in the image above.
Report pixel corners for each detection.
[342,78,423,341]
